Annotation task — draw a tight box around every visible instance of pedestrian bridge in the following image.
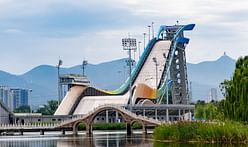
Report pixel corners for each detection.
[0,104,161,135]
[58,104,161,135]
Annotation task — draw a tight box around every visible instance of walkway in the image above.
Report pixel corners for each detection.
[0,104,161,135]
[58,104,161,135]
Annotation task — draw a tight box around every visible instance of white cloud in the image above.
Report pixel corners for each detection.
[0,0,247,74]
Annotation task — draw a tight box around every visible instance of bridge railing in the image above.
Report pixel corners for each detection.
[58,104,161,127]
[0,122,61,130]
[0,104,161,130]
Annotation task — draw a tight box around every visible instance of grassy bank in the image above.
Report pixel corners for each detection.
[78,122,142,130]
[153,121,248,143]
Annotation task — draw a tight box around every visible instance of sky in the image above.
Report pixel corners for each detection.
[0,0,247,74]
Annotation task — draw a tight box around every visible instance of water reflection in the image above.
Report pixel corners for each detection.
[0,132,152,147]
[0,132,246,147]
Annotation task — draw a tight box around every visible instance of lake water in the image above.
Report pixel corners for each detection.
[0,131,245,147]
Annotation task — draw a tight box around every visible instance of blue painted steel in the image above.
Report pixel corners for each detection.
[98,23,195,102]
[157,24,195,103]
[178,37,190,44]
[183,24,195,31]
[157,24,195,39]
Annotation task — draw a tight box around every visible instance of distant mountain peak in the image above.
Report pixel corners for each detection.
[216,52,235,63]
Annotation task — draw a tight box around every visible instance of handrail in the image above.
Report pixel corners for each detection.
[0,104,161,130]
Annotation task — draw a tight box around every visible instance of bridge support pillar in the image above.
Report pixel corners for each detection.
[178,109,181,120]
[115,112,119,123]
[155,109,158,120]
[19,130,23,135]
[189,110,192,121]
[183,109,185,120]
[142,125,147,134]
[86,124,92,136]
[62,129,65,135]
[166,109,169,122]
[40,130,44,135]
[126,123,132,135]
[73,125,78,136]
[106,110,109,123]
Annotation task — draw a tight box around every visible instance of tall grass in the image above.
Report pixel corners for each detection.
[77,123,142,130]
[153,121,248,143]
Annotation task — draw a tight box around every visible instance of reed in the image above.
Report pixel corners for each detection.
[153,121,248,143]
[77,122,142,130]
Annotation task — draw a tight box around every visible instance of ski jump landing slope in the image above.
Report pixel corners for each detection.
[55,40,170,115]
[55,24,195,115]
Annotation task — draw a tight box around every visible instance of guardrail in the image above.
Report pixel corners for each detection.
[0,122,60,130]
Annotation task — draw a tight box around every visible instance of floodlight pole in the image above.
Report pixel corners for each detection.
[152,22,154,38]
[82,60,88,76]
[152,57,158,88]
[138,41,141,59]
[143,33,146,51]
[166,85,169,121]
[122,38,137,112]
[29,89,32,113]
[148,25,151,41]
[128,49,132,111]
[57,59,62,104]
[133,49,136,62]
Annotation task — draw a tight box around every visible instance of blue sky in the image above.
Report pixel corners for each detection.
[0,0,247,74]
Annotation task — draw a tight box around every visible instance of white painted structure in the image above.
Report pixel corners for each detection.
[55,40,171,115]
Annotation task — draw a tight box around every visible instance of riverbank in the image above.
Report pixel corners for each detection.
[0,131,152,147]
[153,121,248,144]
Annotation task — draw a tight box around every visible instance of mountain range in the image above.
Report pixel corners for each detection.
[0,54,236,107]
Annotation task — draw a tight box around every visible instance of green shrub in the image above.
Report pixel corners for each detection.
[153,121,248,143]
[77,123,136,130]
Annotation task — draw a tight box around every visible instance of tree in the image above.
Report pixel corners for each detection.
[14,105,31,113]
[36,100,58,115]
[220,56,248,122]
[195,102,224,120]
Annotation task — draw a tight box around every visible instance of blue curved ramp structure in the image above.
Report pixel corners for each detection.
[55,24,195,115]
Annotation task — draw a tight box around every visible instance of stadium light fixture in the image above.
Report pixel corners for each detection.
[122,37,137,111]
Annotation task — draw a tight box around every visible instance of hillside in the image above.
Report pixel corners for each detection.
[187,54,235,100]
[0,54,236,106]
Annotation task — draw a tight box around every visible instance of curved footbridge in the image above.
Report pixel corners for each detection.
[0,105,161,136]
[57,104,161,135]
